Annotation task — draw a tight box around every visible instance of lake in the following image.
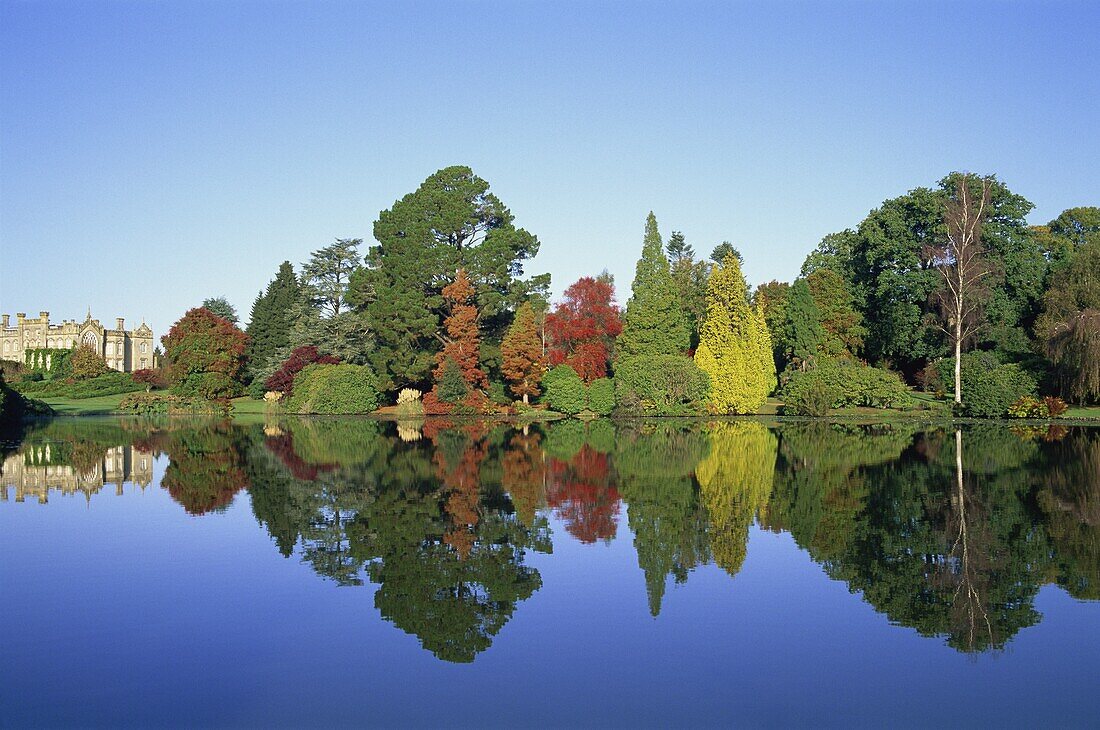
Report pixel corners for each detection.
[2,417,1098,728]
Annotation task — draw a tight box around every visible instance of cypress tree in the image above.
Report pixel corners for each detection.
[694,254,776,414]
[617,213,690,358]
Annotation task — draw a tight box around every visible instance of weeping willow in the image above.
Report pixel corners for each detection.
[1046,308,1100,404]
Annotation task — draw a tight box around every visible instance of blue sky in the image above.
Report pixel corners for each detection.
[2,0,1097,338]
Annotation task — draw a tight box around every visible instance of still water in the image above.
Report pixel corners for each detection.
[2,417,1098,727]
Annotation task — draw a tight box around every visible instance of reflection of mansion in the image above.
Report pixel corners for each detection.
[1,445,154,504]
[0,311,154,372]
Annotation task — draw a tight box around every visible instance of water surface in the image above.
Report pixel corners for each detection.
[2,417,1098,727]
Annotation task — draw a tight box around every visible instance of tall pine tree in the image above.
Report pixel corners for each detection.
[617,213,690,358]
[694,254,775,414]
[246,261,303,383]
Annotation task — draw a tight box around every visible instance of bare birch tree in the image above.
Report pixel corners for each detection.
[928,175,994,406]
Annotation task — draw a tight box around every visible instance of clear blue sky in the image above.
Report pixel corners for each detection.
[2,0,1097,338]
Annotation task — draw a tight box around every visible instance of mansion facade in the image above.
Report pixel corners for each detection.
[0,311,155,373]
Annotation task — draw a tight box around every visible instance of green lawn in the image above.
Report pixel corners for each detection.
[1065,406,1100,419]
[231,397,273,415]
[40,392,128,416]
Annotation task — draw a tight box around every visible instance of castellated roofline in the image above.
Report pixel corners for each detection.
[1,311,155,373]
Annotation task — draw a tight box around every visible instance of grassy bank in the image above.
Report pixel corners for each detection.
[29,393,1100,423]
[40,393,129,416]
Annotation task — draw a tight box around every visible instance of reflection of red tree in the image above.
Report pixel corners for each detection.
[501,431,547,526]
[263,432,336,481]
[546,446,620,543]
[430,422,488,560]
[162,427,250,515]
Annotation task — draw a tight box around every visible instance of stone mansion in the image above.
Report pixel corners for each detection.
[0,311,155,373]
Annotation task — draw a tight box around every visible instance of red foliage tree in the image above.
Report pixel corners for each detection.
[435,269,488,389]
[426,269,490,413]
[132,368,168,391]
[161,307,249,399]
[264,345,340,395]
[501,302,546,403]
[545,276,623,382]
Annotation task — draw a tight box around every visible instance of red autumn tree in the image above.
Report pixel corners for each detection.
[264,345,340,395]
[132,368,168,391]
[501,302,547,403]
[545,275,623,382]
[435,269,488,389]
[161,307,249,399]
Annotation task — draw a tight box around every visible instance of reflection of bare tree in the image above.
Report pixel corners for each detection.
[946,428,995,652]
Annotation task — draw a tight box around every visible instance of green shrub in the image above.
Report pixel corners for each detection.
[284,364,382,415]
[586,378,615,416]
[960,358,1037,418]
[436,358,469,404]
[780,359,912,413]
[542,365,587,415]
[117,393,226,415]
[614,355,710,416]
[1,373,54,422]
[782,378,839,416]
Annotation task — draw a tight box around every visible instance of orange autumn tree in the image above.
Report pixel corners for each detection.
[501,302,546,404]
[426,269,489,412]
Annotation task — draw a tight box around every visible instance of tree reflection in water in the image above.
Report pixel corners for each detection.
[5,416,1098,660]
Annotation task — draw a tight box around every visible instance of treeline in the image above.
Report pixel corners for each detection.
[154,166,1097,416]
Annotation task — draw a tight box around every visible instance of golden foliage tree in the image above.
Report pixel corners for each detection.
[694,254,776,414]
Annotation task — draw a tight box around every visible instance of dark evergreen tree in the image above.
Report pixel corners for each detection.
[245,261,303,387]
[617,212,690,358]
[349,166,550,391]
[775,279,825,370]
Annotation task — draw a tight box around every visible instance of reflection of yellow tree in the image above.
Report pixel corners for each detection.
[696,422,777,576]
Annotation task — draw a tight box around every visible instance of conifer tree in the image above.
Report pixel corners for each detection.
[694,254,776,414]
[434,269,488,391]
[775,279,825,370]
[617,213,690,358]
[246,261,303,381]
[501,302,546,403]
